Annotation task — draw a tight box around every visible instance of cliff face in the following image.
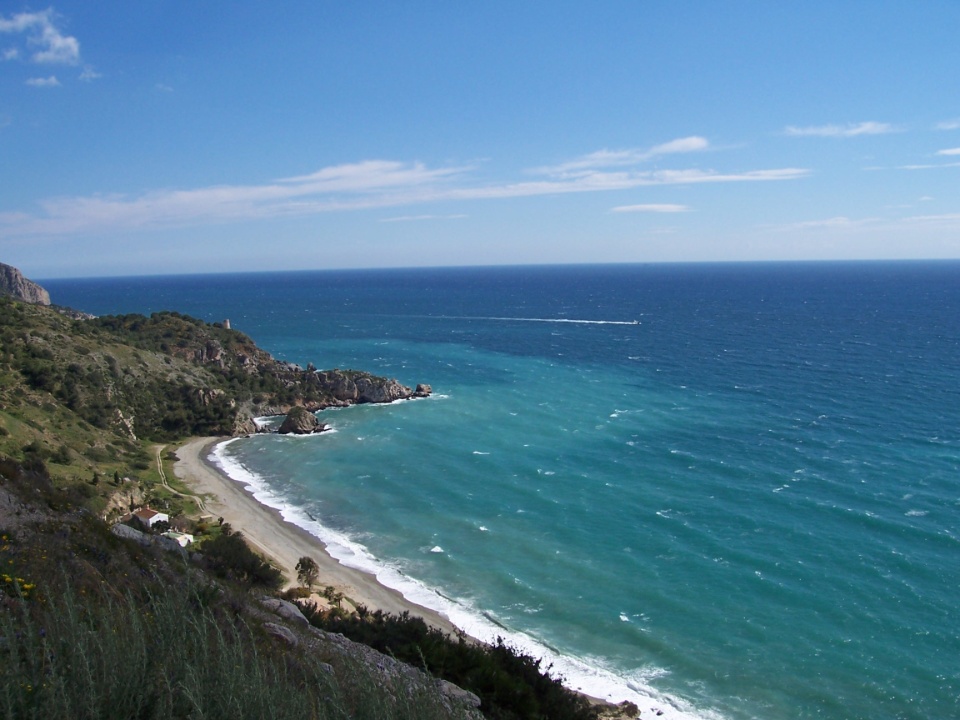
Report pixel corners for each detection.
[0,263,51,305]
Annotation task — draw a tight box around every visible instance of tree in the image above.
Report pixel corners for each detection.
[296,556,319,588]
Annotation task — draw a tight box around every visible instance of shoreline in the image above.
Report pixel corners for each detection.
[173,436,463,637]
[173,436,685,717]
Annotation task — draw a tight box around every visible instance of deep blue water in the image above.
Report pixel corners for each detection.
[44,262,960,720]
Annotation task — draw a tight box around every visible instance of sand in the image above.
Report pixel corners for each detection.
[173,436,461,636]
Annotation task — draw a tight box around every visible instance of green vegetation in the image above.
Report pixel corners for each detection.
[0,458,462,720]
[297,554,321,588]
[304,607,598,720]
[200,523,284,588]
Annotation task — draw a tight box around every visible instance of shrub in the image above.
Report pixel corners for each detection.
[304,606,598,720]
[200,525,282,589]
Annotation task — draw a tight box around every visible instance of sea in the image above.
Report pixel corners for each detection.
[43,262,960,720]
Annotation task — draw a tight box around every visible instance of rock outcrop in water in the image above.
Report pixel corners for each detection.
[277,406,330,435]
[0,262,50,305]
[310,370,431,407]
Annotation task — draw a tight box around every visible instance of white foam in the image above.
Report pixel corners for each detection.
[444,315,642,326]
[430,546,445,553]
[208,439,725,720]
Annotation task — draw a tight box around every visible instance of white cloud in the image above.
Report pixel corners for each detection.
[611,204,691,213]
[936,147,960,156]
[784,121,897,138]
[0,9,80,65]
[0,158,809,239]
[534,136,710,176]
[936,119,960,130]
[79,65,101,82]
[2,47,19,60]
[25,75,60,87]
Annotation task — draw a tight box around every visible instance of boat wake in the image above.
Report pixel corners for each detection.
[443,315,640,326]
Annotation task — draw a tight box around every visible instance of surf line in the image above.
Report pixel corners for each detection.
[440,315,641,326]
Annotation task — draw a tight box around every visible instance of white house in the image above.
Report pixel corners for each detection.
[132,507,169,529]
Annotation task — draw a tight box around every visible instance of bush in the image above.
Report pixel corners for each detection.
[200,525,282,589]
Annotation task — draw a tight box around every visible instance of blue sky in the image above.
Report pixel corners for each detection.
[2,2,960,278]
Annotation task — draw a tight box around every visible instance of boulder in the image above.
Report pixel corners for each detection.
[277,406,328,435]
[259,596,310,626]
[263,621,299,647]
[415,384,432,397]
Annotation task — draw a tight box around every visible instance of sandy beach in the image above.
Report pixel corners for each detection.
[173,436,461,636]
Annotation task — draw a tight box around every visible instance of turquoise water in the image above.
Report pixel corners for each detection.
[45,262,960,719]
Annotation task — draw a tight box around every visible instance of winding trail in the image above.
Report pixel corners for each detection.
[155,443,207,514]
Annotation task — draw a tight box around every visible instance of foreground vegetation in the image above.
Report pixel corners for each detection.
[303,606,598,720]
[1,461,464,720]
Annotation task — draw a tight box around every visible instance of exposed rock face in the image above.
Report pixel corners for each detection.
[277,406,328,435]
[0,263,50,305]
[313,369,432,405]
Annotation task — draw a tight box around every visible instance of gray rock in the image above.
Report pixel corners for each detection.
[259,596,310,626]
[0,263,50,305]
[110,523,187,559]
[438,679,482,708]
[354,375,412,403]
[277,406,327,435]
[111,523,153,547]
[263,622,299,647]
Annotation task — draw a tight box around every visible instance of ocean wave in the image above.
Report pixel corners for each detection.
[208,438,721,720]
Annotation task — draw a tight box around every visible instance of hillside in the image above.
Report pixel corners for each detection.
[0,296,427,495]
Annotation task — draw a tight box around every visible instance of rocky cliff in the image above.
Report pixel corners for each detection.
[0,262,51,305]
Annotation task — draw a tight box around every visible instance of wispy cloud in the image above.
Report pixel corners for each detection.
[25,75,60,88]
[936,119,960,131]
[611,204,691,213]
[778,216,879,231]
[533,136,709,176]
[79,65,101,82]
[2,47,19,60]
[0,9,80,65]
[776,212,960,233]
[903,213,960,224]
[0,157,809,240]
[784,121,898,138]
[380,214,467,222]
[936,147,960,156]
[898,161,960,170]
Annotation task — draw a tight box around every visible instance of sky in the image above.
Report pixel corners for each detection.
[2,2,960,279]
